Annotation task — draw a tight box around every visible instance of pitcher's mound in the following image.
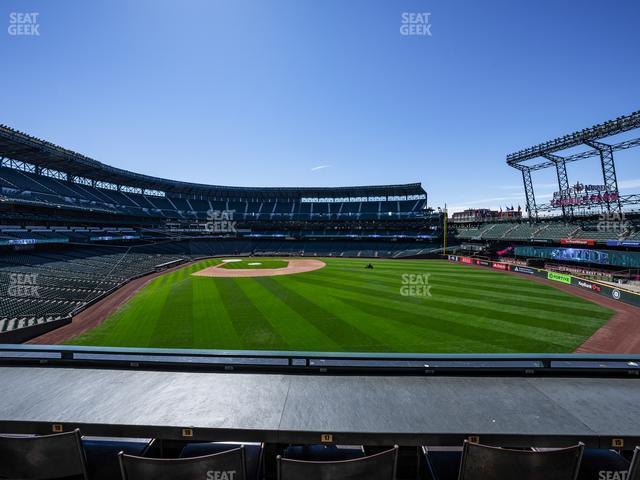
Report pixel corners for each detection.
[192,259,326,278]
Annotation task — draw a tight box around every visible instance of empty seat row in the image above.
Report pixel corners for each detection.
[0,248,187,330]
[1,166,428,222]
[2,430,640,480]
[453,221,631,242]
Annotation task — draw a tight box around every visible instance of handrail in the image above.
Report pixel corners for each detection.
[1,344,639,376]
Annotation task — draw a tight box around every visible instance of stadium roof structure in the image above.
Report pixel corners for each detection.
[506,110,640,219]
[0,125,426,200]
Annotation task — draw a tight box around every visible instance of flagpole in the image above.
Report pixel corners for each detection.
[443,203,447,256]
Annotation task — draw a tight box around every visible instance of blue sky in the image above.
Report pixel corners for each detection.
[1,0,639,212]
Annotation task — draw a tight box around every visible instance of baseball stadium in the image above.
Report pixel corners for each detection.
[2,113,640,354]
[3,112,640,479]
[2,1,640,480]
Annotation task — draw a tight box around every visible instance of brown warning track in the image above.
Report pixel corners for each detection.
[192,259,325,277]
[454,260,640,354]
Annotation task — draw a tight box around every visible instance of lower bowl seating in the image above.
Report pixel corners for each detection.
[421,442,632,480]
[82,437,152,480]
[179,442,264,480]
[282,444,366,461]
[3,429,640,480]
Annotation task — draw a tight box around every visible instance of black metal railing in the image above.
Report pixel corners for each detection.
[1,344,639,377]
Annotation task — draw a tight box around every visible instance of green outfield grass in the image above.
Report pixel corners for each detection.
[67,258,613,353]
[219,259,288,269]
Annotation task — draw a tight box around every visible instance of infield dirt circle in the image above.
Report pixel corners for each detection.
[192,259,326,277]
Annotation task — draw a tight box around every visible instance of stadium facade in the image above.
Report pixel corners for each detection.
[0,125,438,241]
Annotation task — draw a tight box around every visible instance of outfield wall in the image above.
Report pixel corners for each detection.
[447,255,640,308]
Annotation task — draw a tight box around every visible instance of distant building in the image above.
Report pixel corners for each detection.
[451,208,522,223]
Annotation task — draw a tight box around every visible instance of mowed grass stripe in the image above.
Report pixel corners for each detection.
[69,259,224,347]
[255,277,391,351]
[326,259,579,296]
[191,277,245,349]
[235,278,342,351]
[67,258,613,353]
[251,274,447,352]
[215,279,287,350]
[331,294,568,353]
[292,273,601,340]
[318,282,501,352]
[150,273,195,347]
[148,261,216,348]
[321,269,608,320]
[323,262,603,304]
[68,274,173,346]
[324,272,576,347]
[324,267,588,304]
[325,293,501,352]
[294,274,578,350]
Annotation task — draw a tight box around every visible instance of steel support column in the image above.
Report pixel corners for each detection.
[543,154,571,219]
[519,167,537,221]
[584,140,622,213]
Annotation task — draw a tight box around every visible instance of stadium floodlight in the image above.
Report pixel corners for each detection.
[507,110,640,165]
[506,110,640,218]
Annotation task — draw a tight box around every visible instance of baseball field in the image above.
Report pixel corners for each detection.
[66,258,614,353]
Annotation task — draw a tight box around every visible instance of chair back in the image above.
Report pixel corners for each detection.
[0,429,88,480]
[458,440,584,480]
[628,447,640,480]
[119,445,246,480]
[277,445,398,480]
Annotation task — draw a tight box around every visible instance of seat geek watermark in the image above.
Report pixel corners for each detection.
[400,12,432,36]
[598,470,629,480]
[8,12,40,36]
[206,471,237,480]
[400,273,432,297]
[7,273,39,298]
[205,209,237,234]
[597,211,630,234]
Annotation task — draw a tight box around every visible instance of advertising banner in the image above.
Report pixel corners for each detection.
[0,237,69,246]
[551,183,618,208]
[547,271,572,284]
[575,279,602,293]
[512,266,536,275]
[606,240,640,248]
[90,235,140,242]
[560,238,596,246]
